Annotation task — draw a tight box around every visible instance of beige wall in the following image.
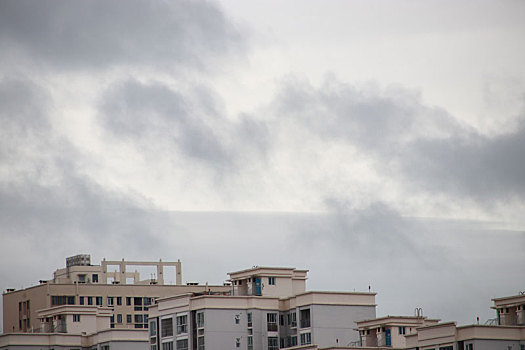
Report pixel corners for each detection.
[3,282,230,333]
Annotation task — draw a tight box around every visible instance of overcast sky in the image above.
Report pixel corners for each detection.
[1,0,524,330]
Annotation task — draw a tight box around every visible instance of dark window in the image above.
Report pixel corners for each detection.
[92,274,98,283]
[267,313,278,332]
[399,326,406,335]
[176,315,187,334]
[79,296,84,305]
[300,309,311,328]
[162,341,173,350]
[127,314,132,323]
[117,297,122,305]
[126,297,132,305]
[300,332,311,345]
[88,297,93,305]
[107,297,114,306]
[176,339,188,350]
[268,336,278,350]
[161,318,173,337]
[117,314,122,323]
[73,314,81,322]
[150,321,157,336]
[96,296,103,306]
[134,297,143,305]
[268,277,275,285]
[247,313,252,328]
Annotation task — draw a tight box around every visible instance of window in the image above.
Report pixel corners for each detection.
[79,296,84,305]
[88,297,93,305]
[150,321,157,336]
[117,297,122,305]
[268,336,278,350]
[176,315,187,334]
[96,296,103,306]
[300,332,312,345]
[247,313,252,328]
[162,342,173,350]
[466,345,474,350]
[197,312,205,328]
[51,296,75,306]
[151,346,157,350]
[126,297,132,305]
[101,345,109,350]
[288,312,297,327]
[135,314,143,328]
[279,314,284,326]
[110,315,115,327]
[398,326,406,335]
[92,274,98,283]
[300,309,311,328]
[135,297,143,306]
[144,297,152,306]
[236,338,241,348]
[176,339,188,350]
[198,336,205,350]
[127,314,132,323]
[117,314,122,324]
[235,315,240,324]
[267,313,278,332]
[439,347,453,350]
[161,318,173,337]
[73,314,81,322]
[289,336,297,347]
[268,277,275,285]
[107,297,114,306]
[248,336,253,350]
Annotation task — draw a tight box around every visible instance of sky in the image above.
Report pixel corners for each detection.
[1,0,525,330]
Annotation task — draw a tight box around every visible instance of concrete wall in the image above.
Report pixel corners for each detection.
[469,339,524,350]
[310,304,376,347]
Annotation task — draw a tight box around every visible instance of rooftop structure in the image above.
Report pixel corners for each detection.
[356,315,440,348]
[2,255,230,334]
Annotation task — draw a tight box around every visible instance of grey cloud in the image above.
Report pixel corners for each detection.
[273,75,525,203]
[98,79,271,172]
[403,122,525,200]
[275,76,462,155]
[291,200,446,269]
[0,0,244,71]
[0,77,168,259]
[99,79,231,165]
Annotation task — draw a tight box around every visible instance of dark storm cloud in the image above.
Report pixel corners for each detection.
[98,79,270,170]
[275,76,462,154]
[99,79,231,165]
[0,0,244,70]
[403,122,525,200]
[273,76,525,202]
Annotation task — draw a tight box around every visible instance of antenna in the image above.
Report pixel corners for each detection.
[414,307,423,317]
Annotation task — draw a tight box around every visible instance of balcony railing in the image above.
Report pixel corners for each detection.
[300,320,310,328]
[267,323,278,332]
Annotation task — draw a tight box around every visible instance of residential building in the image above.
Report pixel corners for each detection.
[148,266,377,350]
[356,316,440,348]
[0,303,148,350]
[492,293,525,326]
[3,255,231,334]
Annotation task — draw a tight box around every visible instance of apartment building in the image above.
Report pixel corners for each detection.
[2,255,230,334]
[0,303,148,350]
[356,315,440,348]
[492,293,525,326]
[148,266,377,350]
